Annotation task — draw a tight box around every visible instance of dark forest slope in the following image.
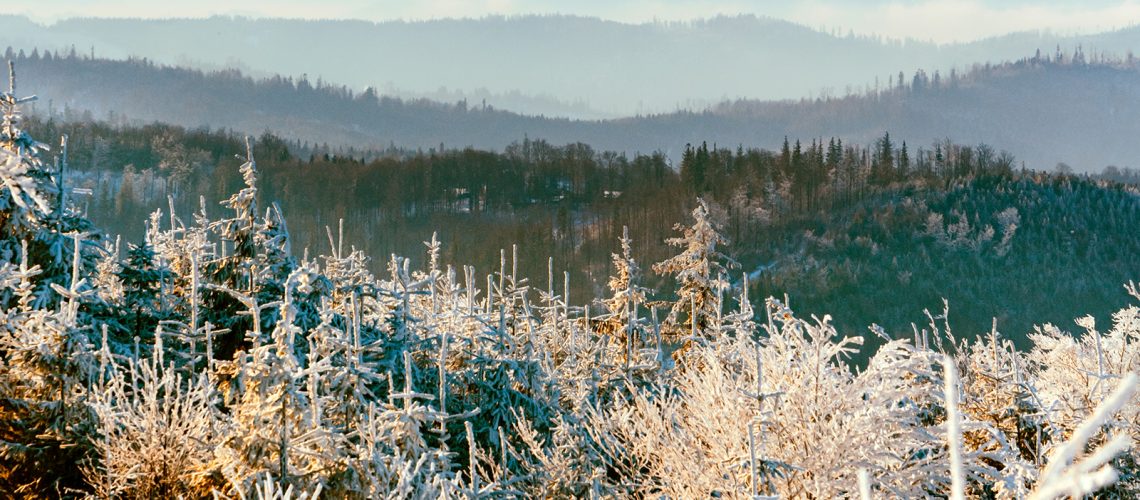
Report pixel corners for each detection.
[749,174,1140,345]
[28,116,1140,349]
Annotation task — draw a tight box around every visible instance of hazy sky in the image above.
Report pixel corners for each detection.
[6,1,1140,43]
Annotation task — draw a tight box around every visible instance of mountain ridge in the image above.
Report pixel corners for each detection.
[4,14,1140,116]
[10,49,1139,172]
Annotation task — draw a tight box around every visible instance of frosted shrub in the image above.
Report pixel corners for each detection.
[1028,311,1140,437]
[575,298,938,497]
[1024,295,1140,495]
[736,303,946,497]
[85,330,223,497]
[952,328,1040,497]
[1030,373,1138,499]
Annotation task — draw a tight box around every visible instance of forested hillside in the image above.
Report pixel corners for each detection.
[1,74,1138,498]
[25,113,1140,354]
[7,48,1140,171]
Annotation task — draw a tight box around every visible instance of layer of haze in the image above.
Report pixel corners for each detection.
[4,13,1140,118]
[4,1,1140,44]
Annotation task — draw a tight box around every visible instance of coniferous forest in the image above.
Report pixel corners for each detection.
[2,50,1140,500]
[25,111,1140,354]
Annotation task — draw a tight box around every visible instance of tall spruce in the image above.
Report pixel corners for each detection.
[652,198,738,340]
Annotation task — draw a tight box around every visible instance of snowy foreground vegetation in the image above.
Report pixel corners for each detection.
[2,70,1139,499]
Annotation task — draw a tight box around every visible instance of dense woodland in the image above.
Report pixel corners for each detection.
[25,113,1140,351]
[1,71,1139,498]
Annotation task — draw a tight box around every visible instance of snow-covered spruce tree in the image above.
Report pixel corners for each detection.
[510,408,610,497]
[116,241,170,338]
[421,246,555,469]
[202,138,296,360]
[0,235,100,495]
[0,61,53,275]
[341,354,463,498]
[506,232,666,497]
[208,264,345,496]
[652,198,738,354]
[0,63,101,496]
[312,220,390,430]
[0,61,97,309]
[598,226,652,368]
[141,198,220,369]
[89,235,125,312]
[562,226,661,409]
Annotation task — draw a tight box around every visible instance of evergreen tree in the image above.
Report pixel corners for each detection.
[872,132,895,185]
[0,237,97,495]
[1,62,65,305]
[898,141,910,178]
[0,62,100,495]
[652,198,738,341]
[604,226,648,321]
[116,241,168,337]
[680,142,709,193]
[600,226,651,365]
[203,138,296,358]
